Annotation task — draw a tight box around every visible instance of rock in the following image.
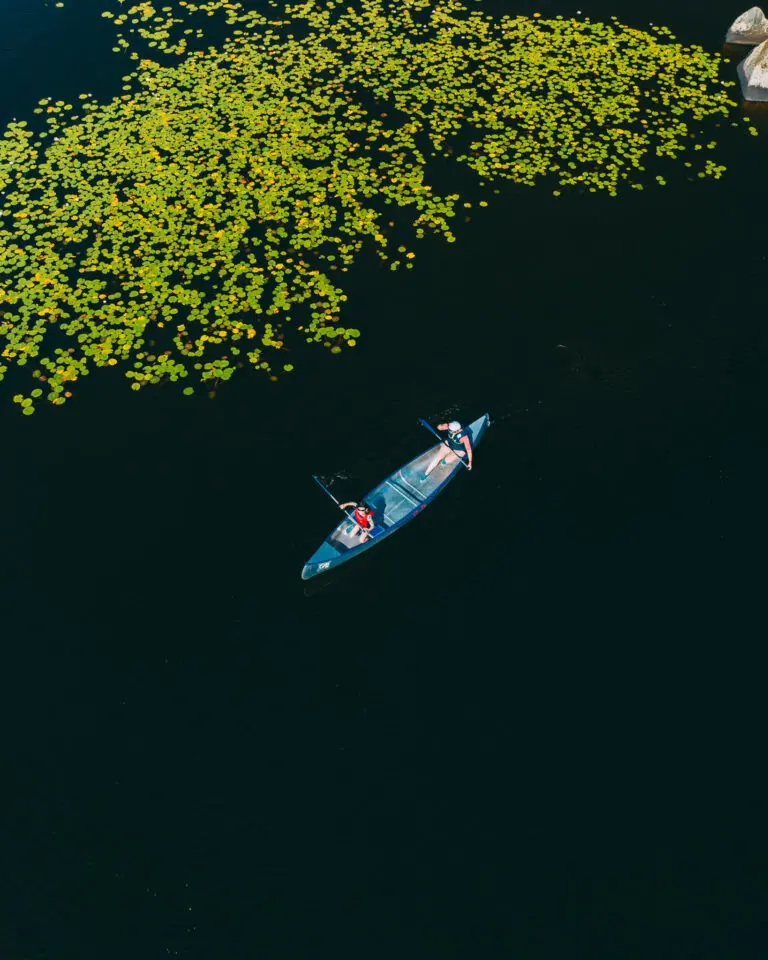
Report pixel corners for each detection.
[738,38,768,100]
[726,6,768,44]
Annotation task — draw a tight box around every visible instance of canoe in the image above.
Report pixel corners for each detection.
[301,414,489,580]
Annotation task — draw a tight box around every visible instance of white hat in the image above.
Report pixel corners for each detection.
[448,420,462,431]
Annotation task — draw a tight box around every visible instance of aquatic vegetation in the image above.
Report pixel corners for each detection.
[0,0,751,411]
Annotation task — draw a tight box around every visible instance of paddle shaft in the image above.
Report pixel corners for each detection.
[311,475,377,538]
[418,419,471,470]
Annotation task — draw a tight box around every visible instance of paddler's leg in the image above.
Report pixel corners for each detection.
[424,449,454,478]
[423,449,460,479]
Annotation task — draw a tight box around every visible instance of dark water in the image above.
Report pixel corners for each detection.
[3,1,768,957]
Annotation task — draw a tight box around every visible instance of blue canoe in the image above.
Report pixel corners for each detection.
[301,414,490,580]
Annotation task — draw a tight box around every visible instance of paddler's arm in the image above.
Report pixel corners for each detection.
[462,435,473,470]
[338,501,356,511]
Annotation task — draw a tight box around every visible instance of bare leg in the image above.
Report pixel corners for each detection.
[424,449,459,477]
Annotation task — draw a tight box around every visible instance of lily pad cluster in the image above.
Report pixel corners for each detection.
[0,0,749,412]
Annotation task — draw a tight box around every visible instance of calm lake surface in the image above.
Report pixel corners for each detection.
[3,0,767,957]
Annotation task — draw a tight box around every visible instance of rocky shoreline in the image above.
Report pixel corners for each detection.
[726,7,768,100]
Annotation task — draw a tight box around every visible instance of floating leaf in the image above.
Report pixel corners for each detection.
[0,0,747,414]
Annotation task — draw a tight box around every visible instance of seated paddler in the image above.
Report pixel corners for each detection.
[338,500,375,542]
[422,420,473,479]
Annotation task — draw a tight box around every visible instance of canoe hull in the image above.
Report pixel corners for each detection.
[301,414,489,580]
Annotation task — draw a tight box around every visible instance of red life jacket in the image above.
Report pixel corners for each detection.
[354,506,373,528]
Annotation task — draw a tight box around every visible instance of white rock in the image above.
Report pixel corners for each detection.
[726,6,768,44]
[738,38,768,100]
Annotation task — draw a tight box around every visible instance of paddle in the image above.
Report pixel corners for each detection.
[418,419,471,471]
[312,475,377,539]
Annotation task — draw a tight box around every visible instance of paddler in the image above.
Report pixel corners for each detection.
[338,500,375,542]
[422,420,473,479]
